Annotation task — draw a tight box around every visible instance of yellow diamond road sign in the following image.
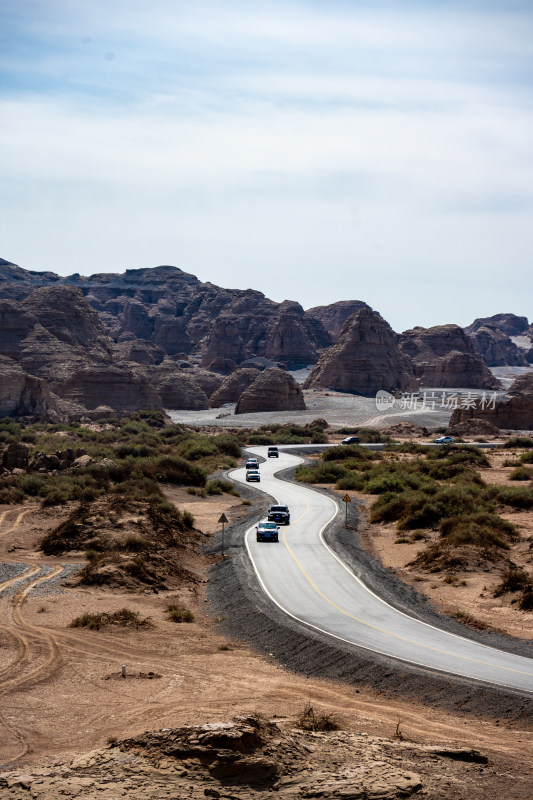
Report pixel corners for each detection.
[342,494,351,503]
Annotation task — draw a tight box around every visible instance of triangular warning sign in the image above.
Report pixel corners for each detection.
[342,494,351,503]
[218,513,229,523]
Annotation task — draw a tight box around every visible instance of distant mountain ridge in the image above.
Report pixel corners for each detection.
[0,257,531,417]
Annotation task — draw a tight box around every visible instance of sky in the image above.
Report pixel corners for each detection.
[1,0,532,332]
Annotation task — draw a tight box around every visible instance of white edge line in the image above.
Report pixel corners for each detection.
[228,449,533,692]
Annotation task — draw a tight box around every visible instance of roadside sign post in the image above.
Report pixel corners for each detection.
[342,494,351,527]
[218,513,228,557]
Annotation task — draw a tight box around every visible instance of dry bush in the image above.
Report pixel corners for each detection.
[295,703,340,732]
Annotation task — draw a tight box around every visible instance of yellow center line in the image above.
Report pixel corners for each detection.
[279,495,533,678]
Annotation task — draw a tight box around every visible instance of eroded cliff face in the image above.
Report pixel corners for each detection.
[398,325,500,389]
[467,325,528,367]
[0,261,330,368]
[303,308,417,396]
[306,300,370,339]
[0,356,54,417]
[450,374,533,431]
[235,368,306,413]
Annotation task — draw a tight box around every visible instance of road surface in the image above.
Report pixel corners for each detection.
[230,447,533,694]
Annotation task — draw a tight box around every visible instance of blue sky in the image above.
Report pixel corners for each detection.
[1,0,532,331]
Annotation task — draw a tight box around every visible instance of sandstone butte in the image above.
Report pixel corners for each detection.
[450,373,533,431]
[235,368,306,414]
[209,367,262,408]
[303,308,417,396]
[398,324,501,389]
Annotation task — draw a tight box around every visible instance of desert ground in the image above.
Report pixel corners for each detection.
[0,405,532,799]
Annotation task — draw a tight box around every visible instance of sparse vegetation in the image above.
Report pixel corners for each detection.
[166,604,195,623]
[295,703,340,732]
[69,608,153,630]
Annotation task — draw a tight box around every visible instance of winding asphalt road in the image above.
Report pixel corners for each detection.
[230,447,533,694]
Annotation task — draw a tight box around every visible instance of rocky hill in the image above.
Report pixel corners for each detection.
[304,308,417,395]
[398,325,501,389]
[0,259,331,370]
[306,300,371,338]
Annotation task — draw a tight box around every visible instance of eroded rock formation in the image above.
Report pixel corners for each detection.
[304,308,417,395]
[399,325,500,389]
[468,324,528,367]
[235,368,306,414]
[450,373,533,430]
[465,313,529,338]
[306,300,370,339]
[209,368,261,407]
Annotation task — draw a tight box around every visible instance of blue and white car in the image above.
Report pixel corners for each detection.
[434,436,453,444]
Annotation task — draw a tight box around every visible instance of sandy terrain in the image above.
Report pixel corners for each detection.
[1,440,532,797]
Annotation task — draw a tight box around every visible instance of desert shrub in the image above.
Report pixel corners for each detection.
[504,436,533,449]
[206,478,239,496]
[439,513,517,549]
[123,534,148,552]
[484,485,533,509]
[509,466,533,481]
[520,451,533,464]
[247,434,274,445]
[213,434,242,459]
[295,462,347,484]
[0,484,25,504]
[365,474,412,494]
[336,472,366,491]
[296,703,340,732]
[182,510,195,529]
[494,567,532,597]
[426,445,490,468]
[186,487,207,497]
[148,455,206,486]
[69,608,152,630]
[40,488,69,507]
[19,475,46,496]
[166,603,195,623]
[323,444,369,462]
[518,589,533,611]
[178,436,218,461]
[131,410,167,428]
[115,443,156,459]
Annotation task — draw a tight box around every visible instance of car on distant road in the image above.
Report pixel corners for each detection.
[256,521,279,542]
[245,458,259,470]
[434,436,453,444]
[246,470,261,482]
[268,505,290,525]
[341,436,361,445]
[267,446,279,458]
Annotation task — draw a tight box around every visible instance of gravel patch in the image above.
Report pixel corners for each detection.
[0,563,82,598]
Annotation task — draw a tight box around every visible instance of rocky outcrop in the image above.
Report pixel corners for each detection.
[113,336,165,366]
[306,300,370,339]
[201,317,245,373]
[209,368,261,407]
[59,364,161,412]
[450,373,533,430]
[399,325,500,389]
[468,325,528,367]
[304,308,417,396]
[265,301,319,366]
[235,368,306,414]
[449,418,501,437]
[0,356,54,417]
[465,313,529,337]
[149,361,209,410]
[0,260,330,370]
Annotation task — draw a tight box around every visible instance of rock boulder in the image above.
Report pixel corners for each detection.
[209,368,261,407]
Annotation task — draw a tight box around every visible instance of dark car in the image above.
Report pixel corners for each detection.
[267,446,279,458]
[245,458,259,470]
[268,504,290,525]
[341,436,360,445]
[256,522,279,542]
[246,470,260,482]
